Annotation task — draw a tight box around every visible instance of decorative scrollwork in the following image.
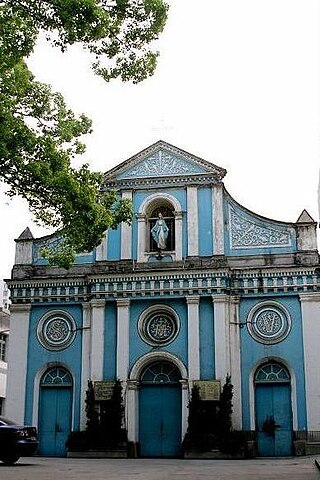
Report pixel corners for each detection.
[138,305,180,346]
[229,207,291,249]
[255,310,282,336]
[147,315,175,342]
[37,310,76,351]
[119,150,204,178]
[247,302,291,344]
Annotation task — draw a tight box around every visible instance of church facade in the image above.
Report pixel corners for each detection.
[5,141,320,457]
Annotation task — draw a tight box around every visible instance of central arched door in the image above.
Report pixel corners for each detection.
[139,361,182,457]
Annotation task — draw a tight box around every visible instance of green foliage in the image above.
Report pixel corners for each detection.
[101,379,127,447]
[182,384,219,452]
[183,376,242,455]
[74,378,127,450]
[85,379,100,434]
[0,0,168,268]
[218,374,233,437]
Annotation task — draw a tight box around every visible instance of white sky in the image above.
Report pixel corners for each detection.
[1,0,320,281]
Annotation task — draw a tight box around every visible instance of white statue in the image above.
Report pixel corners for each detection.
[151,213,169,250]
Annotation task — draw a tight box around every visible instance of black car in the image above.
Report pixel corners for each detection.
[0,416,38,464]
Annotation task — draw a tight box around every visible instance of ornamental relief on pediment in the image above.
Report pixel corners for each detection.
[118,150,207,178]
[229,207,292,249]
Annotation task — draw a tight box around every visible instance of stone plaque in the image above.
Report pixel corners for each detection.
[193,380,221,401]
[94,381,115,401]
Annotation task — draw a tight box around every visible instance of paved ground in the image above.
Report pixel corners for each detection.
[0,457,319,480]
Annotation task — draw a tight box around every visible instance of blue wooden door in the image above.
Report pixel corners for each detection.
[140,385,181,457]
[255,383,293,456]
[39,387,72,456]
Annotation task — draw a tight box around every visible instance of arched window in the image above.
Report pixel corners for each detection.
[41,367,73,387]
[254,362,290,383]
[140,361,181,384]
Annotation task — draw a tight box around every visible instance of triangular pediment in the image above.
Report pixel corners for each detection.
[104,141,226,183]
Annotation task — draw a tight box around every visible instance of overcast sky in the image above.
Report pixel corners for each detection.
[1,0,320,282]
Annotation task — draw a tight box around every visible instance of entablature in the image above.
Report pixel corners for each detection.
[7,265,320,305]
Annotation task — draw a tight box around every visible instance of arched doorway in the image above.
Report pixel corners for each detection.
[139,361,182,457]
[38,367,73,456]
[254,362,293,456]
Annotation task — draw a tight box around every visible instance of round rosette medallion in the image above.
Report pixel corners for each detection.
[247,302,291,344]
[37,310,76,351]
[138,305,179,346]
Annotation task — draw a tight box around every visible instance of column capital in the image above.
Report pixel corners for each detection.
[212,294,229,304]
[127,379,140,390]
[10,303,31,313]
[116,298,130,308]
[90,299,105,308]
[121,190,133,198]
[230,295,241,305]
[186,295,200,305]
[136,213,146,221]
[179,379,189,390]
[82,302,91,312]
[299,293,320,303]
[174,211,183,219]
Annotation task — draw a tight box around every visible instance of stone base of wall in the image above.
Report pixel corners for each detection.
[68,449,128,458]
[306,443,320,455]
[294,431,320,456]
[183,450,246,460]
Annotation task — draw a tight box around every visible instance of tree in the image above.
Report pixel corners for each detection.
[0,0,168,268]
[85,379,100,435]
[101,379,127,447]
[218,374,233,438]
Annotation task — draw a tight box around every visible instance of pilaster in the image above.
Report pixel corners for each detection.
[174,211,183,261]
[116,299,130,381]
[80,303,91,429]
[126,380,139,442]
[121,190,133,259]
[229,296,242,429]
[212,184,224,255]
[137,214,146,262]
[186,295,200,380]
[5,304,31,422]
[96,231,108,261]
[90,299,105,381]
[187,187,199,256]
[180,379,189,440]
[299,293,320,430]
[212,295,230,381]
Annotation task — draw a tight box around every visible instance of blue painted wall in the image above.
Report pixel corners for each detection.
[240,295,306,431]
[24,305,83,429]
[104,302,117,380]
[107,226,121,260]
[199,298,215,379]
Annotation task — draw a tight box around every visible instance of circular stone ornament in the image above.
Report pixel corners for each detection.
[37,310,76,351]
[247,302,291,344]
[138,305,179,346]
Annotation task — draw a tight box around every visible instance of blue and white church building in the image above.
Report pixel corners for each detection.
[5,141,320,457]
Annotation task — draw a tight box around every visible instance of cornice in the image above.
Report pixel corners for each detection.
[103,173,221,190]
[7,266,320,304]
